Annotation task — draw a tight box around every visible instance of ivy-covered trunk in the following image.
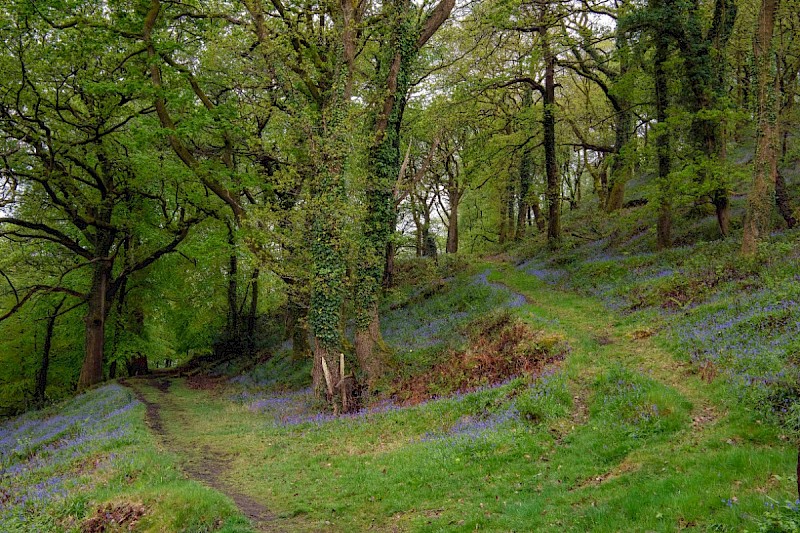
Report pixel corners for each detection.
[605,31,633,212]
[354,0,413,386]
[542,19,560,247]
[678,0,737,238]
[742,0,781,255]
[309,173,348,397]
[308,39,351,398]
[654,23,672,249]
[354,0,454,387]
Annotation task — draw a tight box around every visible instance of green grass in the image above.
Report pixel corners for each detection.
[6,254,799,531]
[121,261,797,531]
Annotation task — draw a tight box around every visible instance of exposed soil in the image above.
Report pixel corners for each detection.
[180,444,276,529]
[123,378,278,532]
[81,502,146,532]
[122,378,168,436]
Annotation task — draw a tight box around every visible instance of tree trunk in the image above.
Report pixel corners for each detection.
[499,200,508,245]
[606,179,626,212]
[532,200,546,232]
[78,260,112,390]
[775,171,796,228]
[412,198,424,256]
[742,0,781,255]
[227,230,239,342]
[354,304,385,388]
[517,140,532,240]
[383,237,395,287]
[606,31,633,212]
[506,182,516,242]
[355,0,455,392]
[35,298,65,406]
[543,22,560,247]
[678,0,737,238]
[246,269,260,352]
[652,3,672,249]
[713,191,731,238]
[310,206,346,396]
[447,190,460,253]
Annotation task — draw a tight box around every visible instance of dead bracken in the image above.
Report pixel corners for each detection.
[395,311,569,404]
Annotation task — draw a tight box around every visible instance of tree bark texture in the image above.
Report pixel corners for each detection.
[447,193,460,253]
[354,304,386,387]
[78,260,113,390]
[543,23,561,247]
[742,0,781,255]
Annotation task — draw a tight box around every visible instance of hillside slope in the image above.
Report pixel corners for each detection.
[4,255,798,531]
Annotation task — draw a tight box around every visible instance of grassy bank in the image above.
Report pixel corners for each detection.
[0,383,249,532]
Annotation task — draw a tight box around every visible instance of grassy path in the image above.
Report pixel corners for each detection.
[127,266,795,532]
[126,377,282,532]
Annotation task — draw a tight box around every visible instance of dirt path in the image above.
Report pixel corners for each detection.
[124,377,278,532]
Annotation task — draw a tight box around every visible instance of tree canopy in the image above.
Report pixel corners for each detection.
[1,0,798,413]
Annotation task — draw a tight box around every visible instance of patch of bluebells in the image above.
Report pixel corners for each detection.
[229,372,279,390]
[419,371,565,445]
[516,259,567,284]
[672,287,800,415]
[0,384,138,530]
[754,498,800,531]
[620,229,650,251]
[419,406,520,444]
[233,386,399,427]
[638,267,675,281]
[381,270,519,353]
[279,398,404,427]
[514,230,800,429]
[467,270,526,310]
[583,251,626,264]
[241,375,531,431]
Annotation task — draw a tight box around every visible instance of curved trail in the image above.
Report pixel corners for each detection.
[124,377,279,533]
[115,264,793,531]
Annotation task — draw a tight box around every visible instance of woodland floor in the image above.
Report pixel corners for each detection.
[121,263,794,532]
